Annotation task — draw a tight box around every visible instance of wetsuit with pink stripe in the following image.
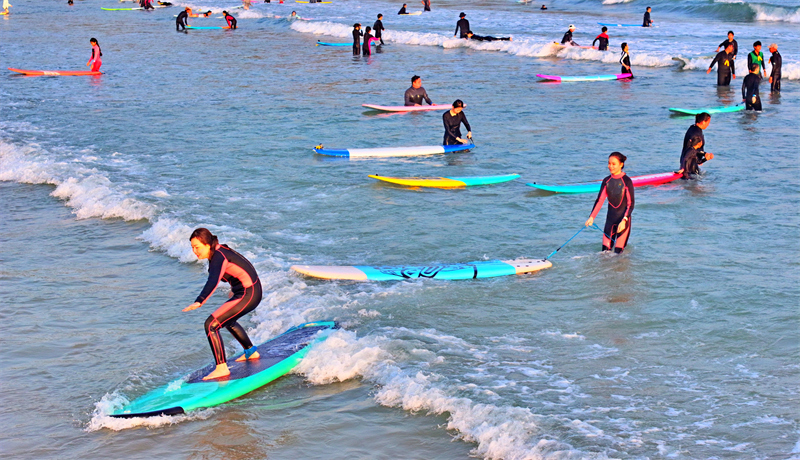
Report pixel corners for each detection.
[589,173,635,253]
[195,244,262,365]
[89,45,102,72]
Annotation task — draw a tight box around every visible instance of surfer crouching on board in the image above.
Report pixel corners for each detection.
[405,75,432,106]
[86,38,102,72]
[183,228,263,380]
[585,152,634,254]
[223,11,238,29]
[443,100,472,145]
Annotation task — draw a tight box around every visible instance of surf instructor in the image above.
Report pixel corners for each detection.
[443,100,471,145]
[405,75,432,106]
[183,228,262,380]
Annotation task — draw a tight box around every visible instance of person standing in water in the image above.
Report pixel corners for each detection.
[747,41,766,78]
[593,26,609,51]
[678,136,713,180]
[421,0,431,12]
[183,228,263,380]
[223,11,238,29]
[742,64,762,111]
[86,38,102,72]
[707,43,736,86]
[373,14,386,45]
[642,7,653,27]
[176,8,189,31]
[585,152,634,254]
[352,23,363,55]
[620,42,633,77]
[363,26,376,56]
[768,43,781,93]
[561,24,578,46]
[442,100,472,145]
[454,12,470,38]
[716,31,738,60]
[405,75,432,106]
[682,112,713,157]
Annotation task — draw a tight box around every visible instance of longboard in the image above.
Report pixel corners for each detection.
[399,11,422,15]
[362,103,452,112]
[597,22,646,27]
[668,105,744,115]
[291,259,552,281]
[317,40,376,47]
[527,172,681,194]
[110,321,338,418]
[313,144,472,158]
[8,67,102,76]
[537,73,632,82]
[369,174,519,188]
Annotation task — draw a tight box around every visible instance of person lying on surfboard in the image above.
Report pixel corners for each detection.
[443,100,472,145]
[183,228,263,380]
[465,31,512,42]
[405,75,433,106]
[186,7,212,17]
[585,152,634,254]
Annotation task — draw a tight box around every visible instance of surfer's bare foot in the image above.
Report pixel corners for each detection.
[235,351,260,362]
[202,363,230,380]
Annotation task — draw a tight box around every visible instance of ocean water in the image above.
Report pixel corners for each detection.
[1,0,799,458]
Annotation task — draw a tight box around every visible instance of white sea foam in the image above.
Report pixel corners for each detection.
[751,4,800,23]
[602,0,634,4]
[87,391,215,431]
[782,62,800,81]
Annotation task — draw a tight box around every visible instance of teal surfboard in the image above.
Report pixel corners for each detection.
[668,105,745,115]
[110,321,338,418]
[527,172,681,194]
[292,259,552,281]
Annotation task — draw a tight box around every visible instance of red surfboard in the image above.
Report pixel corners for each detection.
[9,67,102,76]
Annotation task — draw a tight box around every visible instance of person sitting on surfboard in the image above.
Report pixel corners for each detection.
[678,136,713,180]
[405,75,432,106]
[443,100,472,145]
[86,38,102,73]
[561,25,578,46]
[466,31,512,42]
[352,23,363,55]
[183,228,263,380]
[398,3,407,14]
[593,27,609,51]
[223,11,238,29]
[620,42,633,78]
[585,152,635,254]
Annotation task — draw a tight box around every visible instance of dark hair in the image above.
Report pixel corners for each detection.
[452,99,464,108]
[727,30,734,35]
[377,13,382,18]
[750,63,760,72]
[695,112,711,124]
[222,10,228,15]
[353,22,360,27]
[621,42,627,50]
[411,75,421,84]
[689,136,703,147]
[753,40,761,47]
[459,12,466,17]
[609,151,627,166]
[190,228,219,253]
[601,26,608,32]
[365,26,372,33]
[90,38,102,57]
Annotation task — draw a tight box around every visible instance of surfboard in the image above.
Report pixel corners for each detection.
[668,105,745,115]
[552,41,597,50]
[313,144,472,158]
[187,25,230,29]
[536,73,632,82]
[110,321,338,418]
[597,22,645,27]
[101,7,143,10]
[362,104,452,112]
[369,174,520,188]
[291,259,551,281]
[527,172,681,194]
[317,40,376,47]
[399,11,422,15]
[8,67,102,76]
[295,1,331,3]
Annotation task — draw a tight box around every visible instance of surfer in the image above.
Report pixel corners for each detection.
[678,136,713,180]
[620,42,633,78]
[405,75,432,106]
[584,152,634,254]
[352,23,363,55]
[561,25,578,46]
[442,100,472,145]
[454,12,470,38]
[421,0,431,12]
[374,14,385,45]
[398,3,407,14]
[187,7,212,17]
[183,228,263,381]
[541,5,547,10]
[363,26,376,56]
[642,7,653,27]
[593,27,609,51]
[747,41,766,78]
[682,112,712,157]
[742,64,762,111]
[140,0,154,10]
[223,11,238,29]
[768,43,781,92]
[86,38,102,72]
[466,31,512,42]
[176,8,189,31]
[716,31,738,59]
[707,43,736,86]
[68,0,72,5]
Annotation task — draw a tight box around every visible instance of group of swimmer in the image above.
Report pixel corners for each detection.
[707,32,782,110]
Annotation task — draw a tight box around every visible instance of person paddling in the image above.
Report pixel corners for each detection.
[86,38,102,72]
[466,31,512,42]
[442,100,472,145]
[398,3,407,14]
[183,228,262,381]
[584,152,635,254]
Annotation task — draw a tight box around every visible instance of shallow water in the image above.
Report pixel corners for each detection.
[1,0,799,458]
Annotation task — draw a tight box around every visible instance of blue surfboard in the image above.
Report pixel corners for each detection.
[291,259,552,281]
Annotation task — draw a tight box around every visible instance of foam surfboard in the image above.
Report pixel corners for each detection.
[110,321,338,418]
[399,11,422,15]
[101,5,168,10]
[597,22,646,27]
[313,144,472,158]
[295,1,331,3]
[187,25,231,29]
[668,105,745,115]
[552,41,597,50]
[527,172,681,194]
[9,67,102,76]
[317,40,376,47]
[361,103,452,112]
[537,73,632,82]
[369,174,520,188]
[291,259,552,281]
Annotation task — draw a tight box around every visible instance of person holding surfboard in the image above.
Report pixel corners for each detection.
[183,228,263,381]
[86,38,102,73]
[593,27,609,51]
[176,8,189,31]
[442,100,472,145]
[620,42,633,78]
[405,75,432,106]
[642,7,653,27]
[585,152,635,254]
[707,43,736,86]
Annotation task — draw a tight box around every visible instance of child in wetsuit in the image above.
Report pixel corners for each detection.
[620,42,633,77]
[678,136,713,180]
[223,11,237,29]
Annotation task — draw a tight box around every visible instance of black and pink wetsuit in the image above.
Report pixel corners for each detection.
[589,173,635,253]
[225,13,237,29]
[195,244,262,365]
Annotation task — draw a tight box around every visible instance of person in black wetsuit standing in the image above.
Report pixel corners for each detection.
[620,42,633,77]
[405,75,432,106]
[421,0,430,12]
[454,12,469,38]
[352,23,363,55]
[716,31,738,60]
[682,112,713,162]
[176,8,188,31]
[642,7,653,27]
[768,43,781,92]
[707,43,736,86]
[442,100,471,145]
[373,14,385,45]
[742,64,762,111]
[561,24,578,46]
[593,26,609,51]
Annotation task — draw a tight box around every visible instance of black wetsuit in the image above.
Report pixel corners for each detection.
[373,19,385,44]
[468,34,511,42]
[352,28,363,55]
[642,11,652,27]
[398,6,407,14]
[679,145,708,180]
[592,33,609,51]
[422,0,431,12]
[140,0,154,10]
[176,10,188,31]
[589,173,635,253]
[683,124,705,153]
[620,51,633,77]
[747,51,765,75]
[442,110,471,145]
[455,18,470,38]
[225,13,237,29]
[742,73,762,111]
[769,50,781,92]
[718,39,738,59]
[363,32,374,55]
[561,29,577,46]
[709,50,735,86]
[404,86,432,106]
